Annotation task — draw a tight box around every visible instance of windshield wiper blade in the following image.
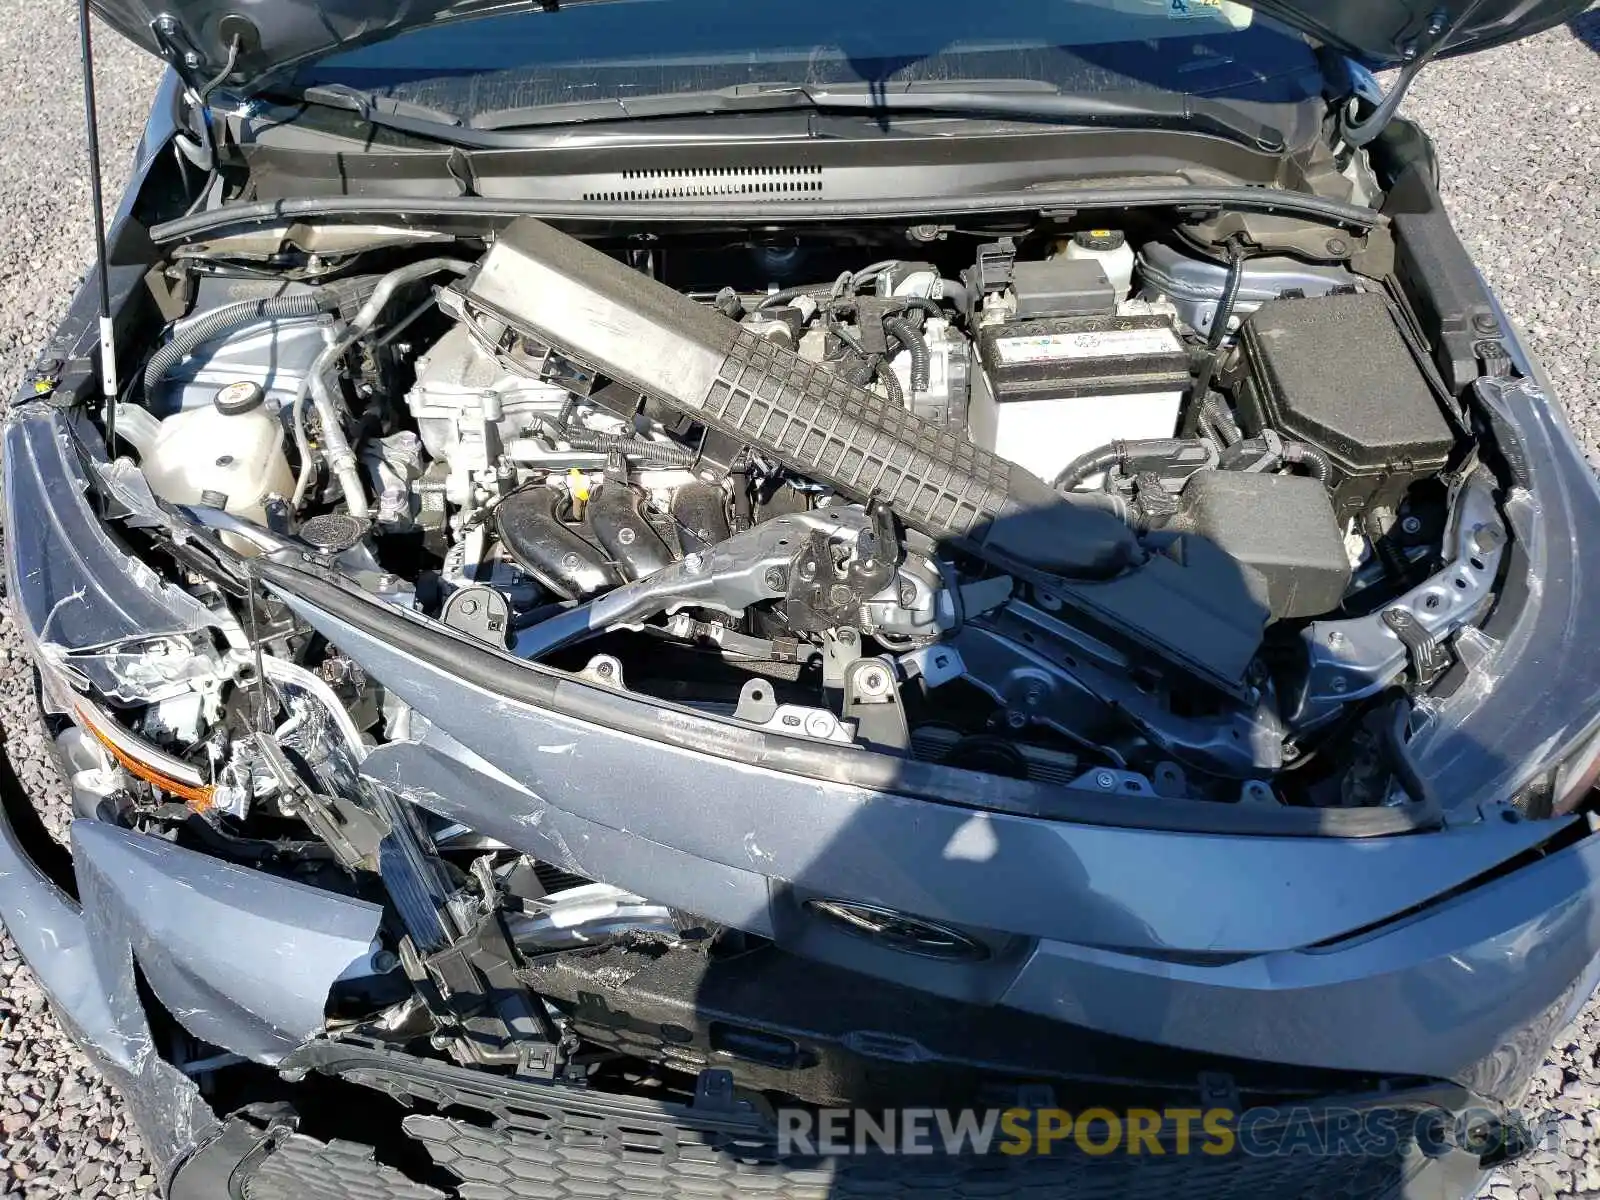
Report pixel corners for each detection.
[299,83,464,128]
[469,82,1285,152]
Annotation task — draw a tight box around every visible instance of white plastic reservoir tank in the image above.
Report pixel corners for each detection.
[126,381,295,554]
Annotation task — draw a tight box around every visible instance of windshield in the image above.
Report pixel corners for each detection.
[291,0,1323,123]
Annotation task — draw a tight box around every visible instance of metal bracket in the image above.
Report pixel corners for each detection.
[251,735,387,872]
[578,653,626,689]
[150,13,205,75]
[441,585,511,647]
[1294,476,1505,725]
[1381,606,1451,688]
[732,677,855,745]
[842,657,910,754]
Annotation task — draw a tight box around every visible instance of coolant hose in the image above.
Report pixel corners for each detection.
[142,293,327,397]
[305,258,470,517]
[883,315,930,393]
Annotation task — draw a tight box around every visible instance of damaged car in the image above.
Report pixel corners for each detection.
[3,0,1599,1193]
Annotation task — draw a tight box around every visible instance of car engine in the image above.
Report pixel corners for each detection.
[115,215,1487,810]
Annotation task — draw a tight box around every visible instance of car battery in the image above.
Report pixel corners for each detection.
[970,314,1191,484]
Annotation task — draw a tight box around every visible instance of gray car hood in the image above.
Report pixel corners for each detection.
[93,0,1589,92]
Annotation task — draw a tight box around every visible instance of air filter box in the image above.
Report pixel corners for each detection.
[1234,291,1455,521]
[1174,470,1351,620]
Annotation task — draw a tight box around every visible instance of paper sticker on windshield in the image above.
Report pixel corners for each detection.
[993,327,1182,365]
[1164,0,1253,24]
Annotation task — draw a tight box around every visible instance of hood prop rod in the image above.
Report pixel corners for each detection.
[76,0,116,452]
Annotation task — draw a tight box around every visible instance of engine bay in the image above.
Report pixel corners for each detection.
[104,211,1498,814]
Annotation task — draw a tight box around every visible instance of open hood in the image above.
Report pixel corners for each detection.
[94,0,1589,93]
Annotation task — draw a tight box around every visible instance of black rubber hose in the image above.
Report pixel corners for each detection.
[1053,444,1126,492]
[883,315,930,393]
[1191,236,1250,401]
[537,419,700,468]
[1281,439,1333,484]
[893,296,944,321]
[1061,487,1142,530]
[143,293,329,397]
[1207,237,1249,351]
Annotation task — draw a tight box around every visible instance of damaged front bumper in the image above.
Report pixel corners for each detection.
[6,371,1600,1196]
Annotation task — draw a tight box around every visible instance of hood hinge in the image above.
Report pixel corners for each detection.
[150,14,207,85]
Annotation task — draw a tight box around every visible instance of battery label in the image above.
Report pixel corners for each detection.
[993,326,1182,364]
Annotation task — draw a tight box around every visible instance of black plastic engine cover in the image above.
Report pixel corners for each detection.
[1235,291,1456,521]
[1175,470,1352,620]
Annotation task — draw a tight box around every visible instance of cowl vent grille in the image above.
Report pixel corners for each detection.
[583,165,824,202]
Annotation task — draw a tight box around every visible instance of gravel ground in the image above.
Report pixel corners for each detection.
[0,5,1593,1197]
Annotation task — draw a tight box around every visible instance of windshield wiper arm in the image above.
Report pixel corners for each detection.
[299,83,464,128]
[470,82,1285,152]
[286,81,1283,154]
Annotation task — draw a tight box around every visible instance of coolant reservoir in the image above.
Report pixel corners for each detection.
[1060,230,1136,302]
[135,381,295,553]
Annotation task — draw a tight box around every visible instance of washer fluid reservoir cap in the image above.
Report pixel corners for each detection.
[213,380,266,416]
[1073,229,1126,252]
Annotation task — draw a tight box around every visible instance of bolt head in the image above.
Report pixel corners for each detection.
[459,597,480,615]
[562,553,581,569]
[617,526,636,545]
[858,667,891,696]
[1094,770,1116,789]
[1401,515,1422,535]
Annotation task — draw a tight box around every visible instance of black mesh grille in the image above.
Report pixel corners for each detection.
[401,1112,1416,1200]
[243,1132,446,1200]
[703,330,1014,538]
[583,165,825,202]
